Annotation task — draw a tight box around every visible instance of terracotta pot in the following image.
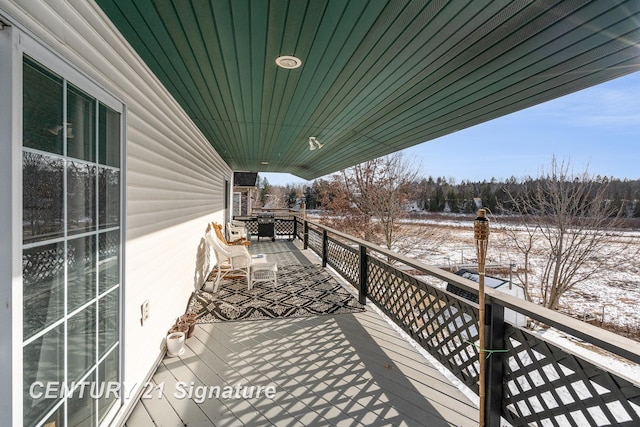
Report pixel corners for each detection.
[168,323,189,336]
[180,312,198,322]
[177,318,195,339]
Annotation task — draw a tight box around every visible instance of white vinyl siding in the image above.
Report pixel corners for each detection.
[0,0,232,425]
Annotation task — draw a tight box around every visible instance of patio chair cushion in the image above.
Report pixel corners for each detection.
[212,222,250,246]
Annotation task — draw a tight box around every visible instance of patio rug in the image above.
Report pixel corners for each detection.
[187,264,365,323]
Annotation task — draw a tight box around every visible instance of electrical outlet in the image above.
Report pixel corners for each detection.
[141,300,150,325]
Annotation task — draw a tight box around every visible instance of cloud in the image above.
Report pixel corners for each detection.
[529,72,640,128]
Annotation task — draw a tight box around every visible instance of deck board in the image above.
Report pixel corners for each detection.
[125,240,478,426]
[123,402,155,427]
[132,377,188,427]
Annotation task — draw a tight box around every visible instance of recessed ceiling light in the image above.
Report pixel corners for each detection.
[261,161,269,165]
[275,55,302,69]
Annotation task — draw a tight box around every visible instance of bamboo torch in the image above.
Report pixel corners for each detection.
[474,208,490,427]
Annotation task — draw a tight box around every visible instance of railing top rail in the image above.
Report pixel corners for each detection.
[297,215,640,365]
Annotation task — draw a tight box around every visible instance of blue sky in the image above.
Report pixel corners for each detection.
[262,70,640,186]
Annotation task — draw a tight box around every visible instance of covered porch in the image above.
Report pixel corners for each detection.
[125,239,477,427]
[3,1,640,426]
[126,215,640,427]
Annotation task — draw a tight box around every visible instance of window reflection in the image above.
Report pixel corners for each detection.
[23,152,64,243]
[67,85,96,162]
[23,57,64,155]
[67,371,98,427]
[99,168,120,229]
[67,160,97,235]
[68,235,97,312]
[23,242,65,340]
[22,56,122,427]
[99,104,120,167]
[67,305,96,384]
[98,348,119,423]
[23,324,64,427]
[99,291,119,357]
[99,231,120,294]
[39,406,65,427]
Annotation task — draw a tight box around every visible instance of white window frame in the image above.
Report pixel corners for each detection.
[0,14,127,427]
[0,15,23,427]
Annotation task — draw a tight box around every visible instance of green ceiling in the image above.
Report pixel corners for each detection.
[97,0,640,180]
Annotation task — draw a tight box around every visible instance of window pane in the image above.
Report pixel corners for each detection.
[67,85,96,162]
[67,371,97,427]
[99,168,120,229]
[99,231,120,293]
[39,405,65,427]
[99,104,120,167]
[23,323,64,427]
[98,347,120,423]
[99,290,119,358]
[23,242,65,340]
[22,56,122,427]
[23,57,63,154]
[68,235,97,312]
[67,160,97,235]
[67,305,96,383]
[23,152,64,243]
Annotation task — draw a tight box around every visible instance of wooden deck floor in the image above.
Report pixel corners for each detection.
[124,240,478,427]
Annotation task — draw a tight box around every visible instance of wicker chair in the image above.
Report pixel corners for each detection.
[205,228,277,292]
[212,222,250,246]
[205,230,251,292]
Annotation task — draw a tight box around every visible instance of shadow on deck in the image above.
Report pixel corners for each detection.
[125,239,478,426]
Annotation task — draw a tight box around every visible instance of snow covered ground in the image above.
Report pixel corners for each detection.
[399,216,640,333]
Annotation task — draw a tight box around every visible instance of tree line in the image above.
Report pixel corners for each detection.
[257,154,639,316]
[273,170,640,218]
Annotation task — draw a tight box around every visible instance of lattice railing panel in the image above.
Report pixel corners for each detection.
[326,237,359,287]
[243,220,258,235]
[295,218,304,240]
[301,221,640,425]
[366,256,481,390]
[237,219,296,237]
[503,325,640,426]
[274,219,295,236]
[23,245,66,281]
[307,227,322,257]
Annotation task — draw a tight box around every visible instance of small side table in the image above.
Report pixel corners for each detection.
[249,254,278,289]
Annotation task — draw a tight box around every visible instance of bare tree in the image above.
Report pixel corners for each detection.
[320,153,447,257]
[347,153,418,251]
[318,173,378,238]
[384,221,450,259]
[263,186,287,209]
[502,158,631,309]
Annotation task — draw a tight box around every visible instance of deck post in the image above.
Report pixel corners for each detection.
[485,300,505,426]
[293,216,298,239]
[322,229,328,267]
[303,220,309,249]
[358,245,367,305]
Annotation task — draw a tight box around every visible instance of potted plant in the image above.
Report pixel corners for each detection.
[166,331,185,357]
[177,312,198,338]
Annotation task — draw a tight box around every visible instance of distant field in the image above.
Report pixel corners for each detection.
[397,215,640,339]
